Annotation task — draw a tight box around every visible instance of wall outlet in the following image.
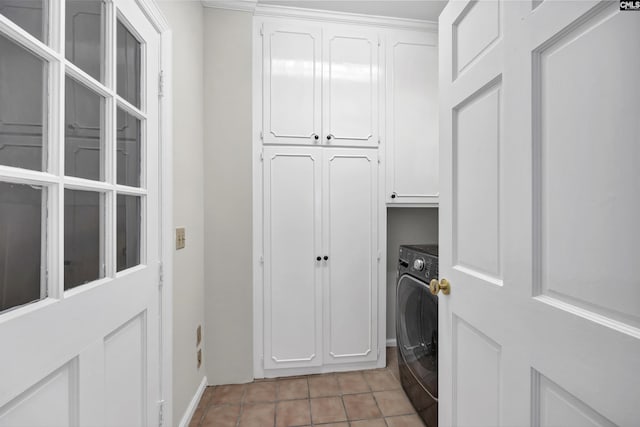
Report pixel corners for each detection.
[196,325,202,346]
[197,349,202,369]
[176,227,186,250]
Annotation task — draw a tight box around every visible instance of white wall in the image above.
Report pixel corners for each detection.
[386,208,438,343]
[156,2,206,425]
[203,7,254,385]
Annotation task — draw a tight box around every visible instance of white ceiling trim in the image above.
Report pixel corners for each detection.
[201,1,437,31]
[256,4,436,31]
[201,0,258,13]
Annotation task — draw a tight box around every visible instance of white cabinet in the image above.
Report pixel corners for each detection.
[262,147,323,369]
[262,146,379,370]
[323,149,378,364]
[323,26,379,147]
[262,22,322,145]
[385,30,439,205]
[262,22,379,147]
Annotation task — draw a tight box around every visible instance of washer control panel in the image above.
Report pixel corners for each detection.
[399,245,439,282]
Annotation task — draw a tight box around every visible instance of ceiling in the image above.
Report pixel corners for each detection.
[257,0,448,22]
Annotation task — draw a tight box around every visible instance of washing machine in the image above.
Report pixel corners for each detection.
[396,244,439,427]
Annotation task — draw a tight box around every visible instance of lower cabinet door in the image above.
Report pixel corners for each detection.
[322,148,379,364]
[263,146,323,369]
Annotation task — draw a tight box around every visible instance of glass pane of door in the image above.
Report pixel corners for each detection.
[65,0,104,82]
[116,107,141,187]
[0,33,47,171]
[64,189,104,290]
[65,76,104,181]
[0,0,47,43]
[116,194,140,272]
[116,20,141,108]
[0,182,44,312]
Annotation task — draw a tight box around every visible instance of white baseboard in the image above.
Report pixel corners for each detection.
[178,376,208,427]
[386,338,397,347]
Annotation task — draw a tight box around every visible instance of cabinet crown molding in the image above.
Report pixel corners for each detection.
[202,0,258,13]
[254,4,437,31]
[202,1,437,31]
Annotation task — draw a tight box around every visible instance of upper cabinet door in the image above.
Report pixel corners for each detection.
[386,30,439,205]
[323,25,379,147]
[262,22,322,145]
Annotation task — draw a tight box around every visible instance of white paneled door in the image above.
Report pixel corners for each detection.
[0,1,162,426]
[439,1,640,426]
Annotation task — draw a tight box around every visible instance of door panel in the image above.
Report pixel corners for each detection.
[104,314,146,427]
[452,316,501,427]
[323,26,379,147]
[385,30,439,205]
[453,81,502,282]
[323,148,377,363]
[533,371,616,427]
[0,361,78,427]
[440,1,640,426]
[453,0,501,79]
[534,3,640,324]
[263,146,322,369]
[262,22,322,145]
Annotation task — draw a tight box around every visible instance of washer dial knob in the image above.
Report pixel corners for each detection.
[413,258,425,271]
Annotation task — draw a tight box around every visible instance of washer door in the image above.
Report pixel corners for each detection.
[396,274,438,398]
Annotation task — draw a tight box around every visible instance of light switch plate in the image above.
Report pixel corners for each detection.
[176,227,186,250]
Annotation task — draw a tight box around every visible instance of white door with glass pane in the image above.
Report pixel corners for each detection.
[439,1,640,426]
[0,1,162,425]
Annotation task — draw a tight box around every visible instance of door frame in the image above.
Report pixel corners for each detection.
[132,1,173,425]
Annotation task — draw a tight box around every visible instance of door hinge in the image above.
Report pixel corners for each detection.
[259,131,263,141]
[260,150,264,161]
[158,262,164,289]
[378,36,381,47]
[158,399,165,427]
[260,24,264,36]
[158,70,165,98]
[378,138,381,145]
[260,255,264,264]
[377,251,381,261]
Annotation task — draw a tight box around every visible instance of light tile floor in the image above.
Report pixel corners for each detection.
[189,347,425,427]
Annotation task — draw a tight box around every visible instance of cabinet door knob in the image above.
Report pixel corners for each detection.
[313,134,319,141]
[316,256,321,261]
[323,256,329,261]
[391,192,397,199]
[326,134,333,141]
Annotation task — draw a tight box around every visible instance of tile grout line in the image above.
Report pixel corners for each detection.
[235,384,247,427]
